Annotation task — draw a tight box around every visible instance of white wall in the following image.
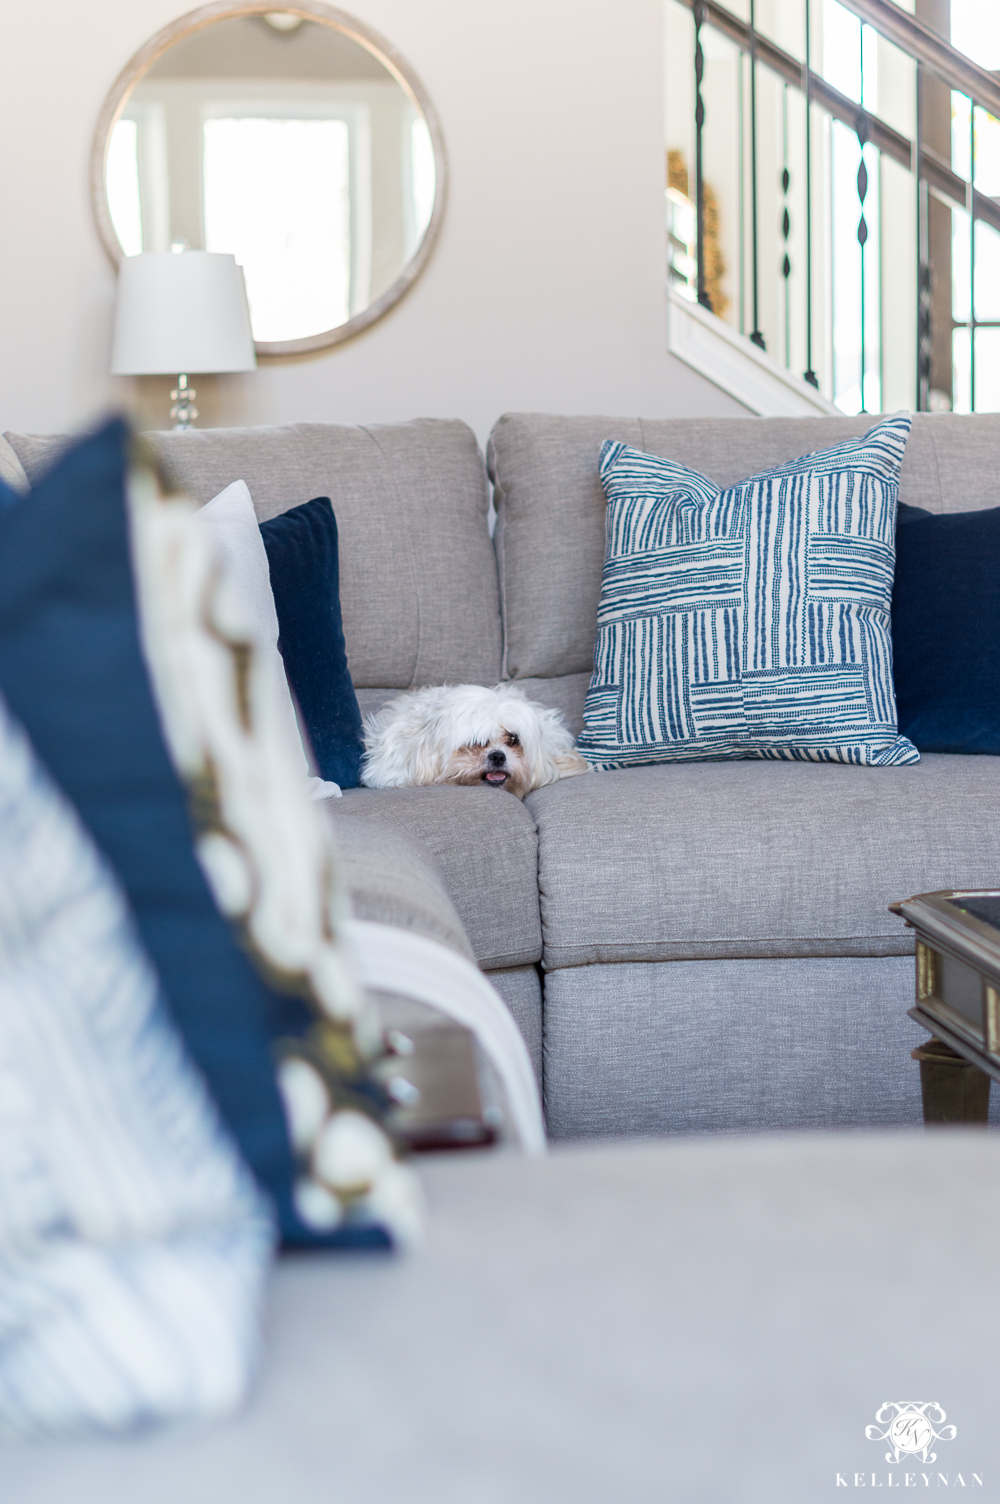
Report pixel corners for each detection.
[0,0,749,444]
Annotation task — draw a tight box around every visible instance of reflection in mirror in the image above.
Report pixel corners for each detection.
[100,9,441,350]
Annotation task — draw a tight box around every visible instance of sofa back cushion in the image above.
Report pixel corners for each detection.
[488,411,1000,686]
[5,420,501,692]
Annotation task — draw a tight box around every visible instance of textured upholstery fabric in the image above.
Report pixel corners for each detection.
[505,672,590,737]
[892,503,1000,754]
[526,755,1000,967]
[354,686,397,721]
[325,800,542,1074]
[324,806,475,963]
[482,965,542,1083]
[581,418,915,768]
[541,956,947,1137]
[488,411,1000,683]
[259,498,365,787]
[336,786,542,970]
[6,1133,1000,1503]
[5,420,501,691]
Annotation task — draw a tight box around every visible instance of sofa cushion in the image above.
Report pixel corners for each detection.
[5,1132,1000,1503]
[335,786,542,971]
[526,755,1000,966]
[484,965,542,1082]
[509,672,590,738]
[326,806,476,963]
[5,420,501,692]
[543,956,927,1138]
[488,411,1000,684]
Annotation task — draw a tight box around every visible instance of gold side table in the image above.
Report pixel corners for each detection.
[890,890,1000,1125]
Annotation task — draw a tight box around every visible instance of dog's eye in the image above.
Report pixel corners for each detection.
[506,732,521,748]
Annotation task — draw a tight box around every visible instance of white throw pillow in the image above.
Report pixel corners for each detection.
[194,481,341,799]
[0,694,272,1439]
[130,452,424,1249]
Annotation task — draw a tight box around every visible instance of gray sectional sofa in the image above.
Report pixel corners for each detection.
[7,410,1000,1138]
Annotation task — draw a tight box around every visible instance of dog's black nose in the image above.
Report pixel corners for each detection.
[487,748,507,768]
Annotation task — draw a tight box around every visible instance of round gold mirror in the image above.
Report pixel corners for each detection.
[92,2,446,355]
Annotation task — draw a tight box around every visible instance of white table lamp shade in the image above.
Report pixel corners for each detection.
[111,252,257,375]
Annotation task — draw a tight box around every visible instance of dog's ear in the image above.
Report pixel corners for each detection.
[360,697,445,787]
[553,750,591,778]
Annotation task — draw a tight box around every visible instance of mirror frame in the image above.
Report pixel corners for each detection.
[91,0,448,356]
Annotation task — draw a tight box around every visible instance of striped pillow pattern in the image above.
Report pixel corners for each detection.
[579,414,918,768]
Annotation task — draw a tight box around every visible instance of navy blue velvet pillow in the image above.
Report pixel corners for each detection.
[259,498,364,788]
[0,421,383,1248]
[892,500,1000,754]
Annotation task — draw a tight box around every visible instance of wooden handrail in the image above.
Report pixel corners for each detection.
[675,0,1000,234]
[835,0,1000,120]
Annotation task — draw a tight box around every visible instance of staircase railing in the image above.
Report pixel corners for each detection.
[668,0,1000,412]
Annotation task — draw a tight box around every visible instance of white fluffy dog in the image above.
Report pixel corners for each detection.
[361,683,590,799]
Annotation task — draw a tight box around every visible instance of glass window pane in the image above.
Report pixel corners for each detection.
[952,0,1000,69]
[410,118,435,245]
[665,0,696,209]
[873,35,915,141]
[953,207,971,323]
[974,219,1000,321]
[107,118,143,257]
[953,91,971,181]
[754,0,804,62]
[953,326,971,413]
[974,108,1000,195]
[822,1,862,106]
[973,327,1000,411]
[203,117,351,343]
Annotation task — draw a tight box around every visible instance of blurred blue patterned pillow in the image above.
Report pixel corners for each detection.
[578,413,918,769]
[0,421,421,1259]
[0,694,271,1438]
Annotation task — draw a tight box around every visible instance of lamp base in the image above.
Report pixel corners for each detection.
[169,374,198,430]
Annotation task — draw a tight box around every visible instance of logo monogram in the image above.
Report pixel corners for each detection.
[865,1402,957,1465]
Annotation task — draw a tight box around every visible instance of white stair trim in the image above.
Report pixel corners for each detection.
[668,288,840,417]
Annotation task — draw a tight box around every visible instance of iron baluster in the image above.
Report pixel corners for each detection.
[804,0,818,388]
[738,44,746,334]
[916,62,931,412]
[694,3,712,310]
[971,100,977,411]
[782,85,792,369]
[857,108,870,413]
[749,0,765,347]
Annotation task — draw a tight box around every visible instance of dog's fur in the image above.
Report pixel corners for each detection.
[361,683,591,799]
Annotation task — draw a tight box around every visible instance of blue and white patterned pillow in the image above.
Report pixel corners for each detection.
[578,414,919,768]
[0,694,272,1439]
